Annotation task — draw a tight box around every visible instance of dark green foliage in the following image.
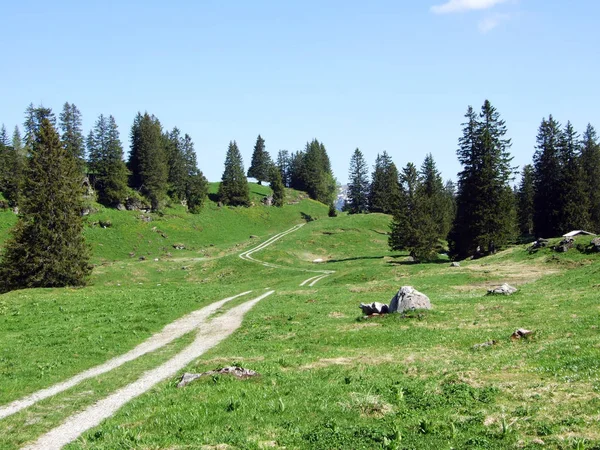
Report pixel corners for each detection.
[581,124,600,232]
[288,151,306,192]
[328,202,337,217]
[420,153,453,238]
[247,135,273,184]
[182,134,208,213]
[302,139,336,205]
[164,128,188,202]
[532,116,563,238]
[448,101,516,259]
[128,113,168,210]
[87,115,129,206]
[218,141,250,206]
[517,164,535,236]
[368,151,401,214]
[557,122,590,232]
[0,117,91,293]
[269,166,285,207]
[276,150,291,187]
[389,162,441,261]
[347,148,369,214]
[23,104,55,155]
[59,102,85,168]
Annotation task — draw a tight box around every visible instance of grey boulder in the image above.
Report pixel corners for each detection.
[487,283,517,295]
[388,286,431,313]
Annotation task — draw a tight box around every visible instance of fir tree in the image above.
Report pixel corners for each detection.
[88,115,129,206]
[448,101,516,259]
[420,153,452,238]
[0,126,23,208]
[347,148,370,214]
[247,135,272,184]
[517,164,535,236]
[557,122,590,232]
[303,139,336,205]
[128,113,168,210]
[389,163,440,261]
[269,166,285,207]
[59,102,85,168]
[218,141,250,206]
[165,127,188,202]
[181,134,208,213]
[581,124,600,232]
[369,151,401,214]
[24,104,55,155]
[276,150,291,187]
[0,117,91,293]
[532,116,564,238]
[288,151,306,191]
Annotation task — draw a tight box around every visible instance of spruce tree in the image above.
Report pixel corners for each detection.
[0,126,23,208]
[88,115,129,206]
[420,153,452,238]
[288,151,306,191]
[59,102,85,168]
[276,150,291,187]
[581,124,600,232]
[165,128,188,202]
[557,122,590,232]
[0,117,91,293]
[532,116,564,238]
[181,134,208,213]
[347,148,370,214]
[389,163,440,261]
[303,139,336,205]
[269,166,285,207]
[247,135,272,184]
[218,141,250,206]
[517,164,535,236]
[128,113,168,210]
[448,101,516,259]
[369,151,401,214]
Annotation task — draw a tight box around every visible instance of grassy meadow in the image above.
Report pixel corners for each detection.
[0,185,599,449]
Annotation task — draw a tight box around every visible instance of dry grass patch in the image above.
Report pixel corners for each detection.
[341,392,394,418]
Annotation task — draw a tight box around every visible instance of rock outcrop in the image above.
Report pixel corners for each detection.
[388,286,432,313]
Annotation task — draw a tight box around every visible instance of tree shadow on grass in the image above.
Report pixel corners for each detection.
[326,256,387,263]
[386,254,450,265]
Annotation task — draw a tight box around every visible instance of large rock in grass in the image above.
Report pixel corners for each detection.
[487,283,517,295]
[388,286,431,313]
[590,238,600,253]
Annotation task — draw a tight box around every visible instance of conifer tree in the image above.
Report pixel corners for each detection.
[165,127,188,202]
[59,102,85,168]
[557,122,590,232]
[269,166,285,207]
[0,126,23,208]
[532,116,564,238]
[448,101,516,259]
[276,150,291,187]
[581,124,600,232]
[369,151,401,214]
[288,151,306,191]
[303,139,336,204]
[389,163,440,261]
[181,134,208,213]
[128,113,168,210]
[247,135,272,184]
[420,153,452,238]
[24,104,55,155]
[347,148,370,214]
[517,164,535,236]
[218,141,250,206]
[0,117,91,293]
[88,115,129,206]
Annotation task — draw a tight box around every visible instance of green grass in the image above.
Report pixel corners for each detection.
[1,195,599,449]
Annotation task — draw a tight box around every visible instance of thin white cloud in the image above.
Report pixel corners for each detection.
[478,13,511,33]
[431,0,508,14]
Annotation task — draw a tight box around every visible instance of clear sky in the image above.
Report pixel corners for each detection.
[1,0,599,184]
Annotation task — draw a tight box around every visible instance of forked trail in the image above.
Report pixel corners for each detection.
[239,223,335,286]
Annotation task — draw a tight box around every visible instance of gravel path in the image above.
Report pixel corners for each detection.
[22,290,274,450]
[0,291,252,421]
[239,223,334,286]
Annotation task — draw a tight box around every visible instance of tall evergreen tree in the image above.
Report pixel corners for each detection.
[128,113,168,210]
[88,114,129,206]
[165,127,188,202]
[303,139,336,205]
[369,151,401,214]
[276,150,291,187]
[269,166,285,207]
[532,116,564,238]
[0,117,91,293]
[181,134,208,213]
[0,125,23,208]
[517,164,535,236]
[59,102,85,168]
[247,135,272,184]
[347,148,370,214]
[557,122,590,232]
[420,153,452,238]
[24,104,55,155]
[389,163,440,261]
[218,141,250,206]
[288,151,306,191]
[448,101,516,259]
[581,124,600,232]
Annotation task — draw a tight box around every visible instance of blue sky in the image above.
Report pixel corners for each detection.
[1,0,599,184]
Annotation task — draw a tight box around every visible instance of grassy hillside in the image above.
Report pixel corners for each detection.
[0,193,599,449]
